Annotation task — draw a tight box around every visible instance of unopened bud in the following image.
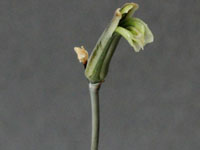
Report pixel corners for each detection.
[74,46,88,64]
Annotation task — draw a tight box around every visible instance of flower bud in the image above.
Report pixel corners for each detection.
[74,46,88,65]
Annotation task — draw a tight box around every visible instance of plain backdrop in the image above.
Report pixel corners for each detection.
[0,0,200,150]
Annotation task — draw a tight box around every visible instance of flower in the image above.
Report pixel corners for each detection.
[81,3,153,83]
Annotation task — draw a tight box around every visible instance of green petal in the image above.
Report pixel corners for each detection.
[120,3,139,17]
[127,26,145,47]
[122,17,154,44]
[115,26,142,52]
[133,18,154,44]
[120,18,145,34]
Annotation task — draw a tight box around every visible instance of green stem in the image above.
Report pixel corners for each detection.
[89,82,101,150]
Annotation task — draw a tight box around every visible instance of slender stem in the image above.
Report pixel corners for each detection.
[89,82,101,150]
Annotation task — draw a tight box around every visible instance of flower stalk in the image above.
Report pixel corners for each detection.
[89,83,101,150]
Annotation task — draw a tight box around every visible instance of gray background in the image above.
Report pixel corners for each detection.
[0,0,200,150]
